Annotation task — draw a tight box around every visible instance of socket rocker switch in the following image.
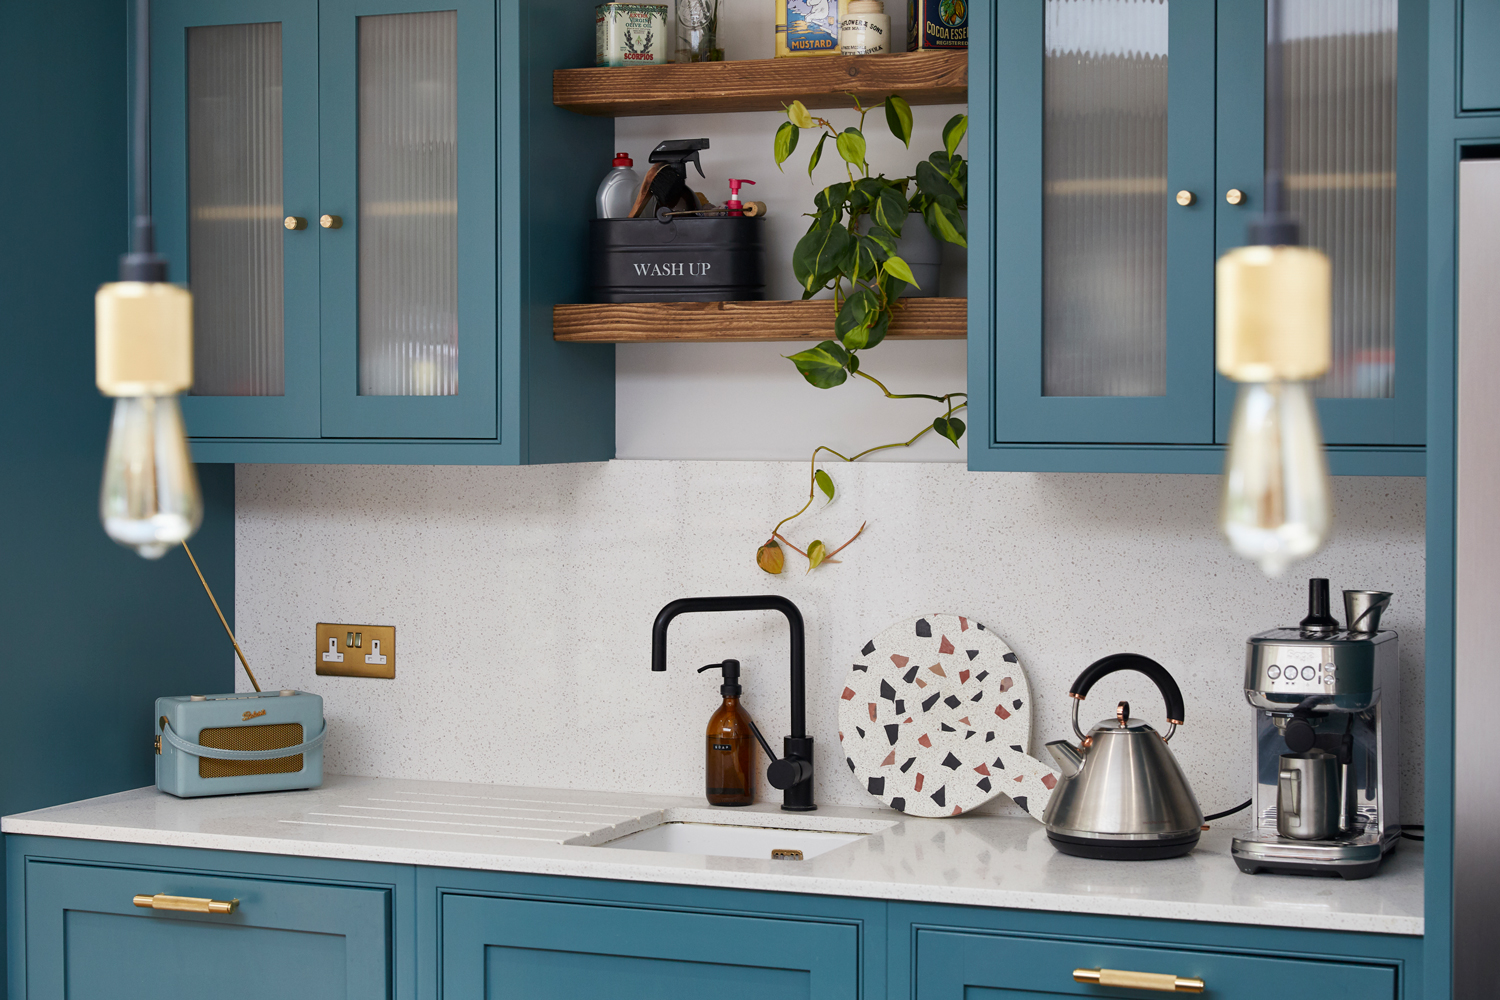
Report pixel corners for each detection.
[315,623,395,678]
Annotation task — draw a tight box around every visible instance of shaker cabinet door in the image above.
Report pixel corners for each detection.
[154,0,323,439]
[980,0,1217,445]
[913,928,1400,1000]
[439,893,860,999]
[316,0,498,440]
[20,859,391,1000]
[1214,0,1427,447]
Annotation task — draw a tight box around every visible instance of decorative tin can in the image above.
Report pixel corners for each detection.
[907,0,967,50]
[776,0,846,57]
[597,3,668,66]
[591,217,766,302]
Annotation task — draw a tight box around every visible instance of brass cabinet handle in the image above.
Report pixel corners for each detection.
[1074,968,1205,993]
[1225,188,1246,205]
[1175,190,1196,206]
[320,214,343,229]
[133,893,239,914]
[284,216,307,230]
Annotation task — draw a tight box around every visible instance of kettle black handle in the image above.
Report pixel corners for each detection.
[1070,653,1186,726]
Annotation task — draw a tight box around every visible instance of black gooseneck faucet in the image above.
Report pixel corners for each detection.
[652,595,816,812]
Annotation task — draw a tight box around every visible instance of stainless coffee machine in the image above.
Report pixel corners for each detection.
[1231,579,1400,879]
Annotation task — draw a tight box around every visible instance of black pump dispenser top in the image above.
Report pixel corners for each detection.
[698,659,742,697]
[1300,578,1340,633]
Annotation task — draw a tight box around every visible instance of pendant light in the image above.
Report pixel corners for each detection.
[1215,0,1333,577]
[96,0,201,559]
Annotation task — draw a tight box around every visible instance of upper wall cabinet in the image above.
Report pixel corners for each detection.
[153,0,615,464]
[969,0,1427,474]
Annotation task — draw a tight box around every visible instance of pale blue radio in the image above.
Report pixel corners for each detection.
[155,690,325,798]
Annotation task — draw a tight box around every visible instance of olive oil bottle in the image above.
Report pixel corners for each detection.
[698,660,755,806]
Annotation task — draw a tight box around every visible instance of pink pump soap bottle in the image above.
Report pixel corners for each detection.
[726,178,756,217]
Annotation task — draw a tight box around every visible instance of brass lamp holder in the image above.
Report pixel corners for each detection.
[1215,0,1332,385]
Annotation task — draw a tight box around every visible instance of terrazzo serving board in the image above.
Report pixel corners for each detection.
[837,614,1059,819]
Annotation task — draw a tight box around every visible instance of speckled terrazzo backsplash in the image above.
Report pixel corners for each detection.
[234,463,1425,822]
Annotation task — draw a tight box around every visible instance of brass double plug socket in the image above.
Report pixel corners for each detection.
[315,622,396,678]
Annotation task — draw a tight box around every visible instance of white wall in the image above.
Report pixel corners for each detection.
[234,463,1425,823]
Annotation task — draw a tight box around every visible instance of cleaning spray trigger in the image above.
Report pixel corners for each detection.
[726,178,756,217]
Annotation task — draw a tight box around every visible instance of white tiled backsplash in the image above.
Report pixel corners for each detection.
[235,462,1425,822]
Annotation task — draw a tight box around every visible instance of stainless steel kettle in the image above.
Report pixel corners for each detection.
[1042,653,1204,860]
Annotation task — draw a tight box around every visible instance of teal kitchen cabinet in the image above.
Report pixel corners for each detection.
[893,903,1424,1000]
[151,0,614,463]
[6,838,416,1000]
[9,835,1427,1000]
[437,882,870,999]
[969,0,1428,474]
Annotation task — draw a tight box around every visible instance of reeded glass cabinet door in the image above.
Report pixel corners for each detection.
[155,0,321,439]
[1216,0,1424,446]
[985,0,1216,444]
[318,0,496,439]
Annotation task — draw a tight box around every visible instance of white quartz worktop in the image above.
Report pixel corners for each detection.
[2,774,1423,936]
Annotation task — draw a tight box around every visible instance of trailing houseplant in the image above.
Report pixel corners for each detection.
[756,97,969,575]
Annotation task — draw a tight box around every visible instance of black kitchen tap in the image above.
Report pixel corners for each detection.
[651,595,816,812]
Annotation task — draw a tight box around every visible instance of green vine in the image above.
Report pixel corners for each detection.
[758,97,969,574]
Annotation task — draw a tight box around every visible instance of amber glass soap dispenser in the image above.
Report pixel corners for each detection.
[697,660,755,806]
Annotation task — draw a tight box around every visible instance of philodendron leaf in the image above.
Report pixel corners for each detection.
[806,539,827,571]
[864,224,898,255]
[787,99,815,128]
[808,132,829,177]
[924,199,967,247]
[815,469,835,502]
[836,288,891,350]
[916,159,961,203]
[792,223,852,293]
[873,186,908,236]
[942,113,968,158]
[774,121,799,170]
[835,127,867,169]
[756,538,785,574]
[787,340,851,388]
[933,415,967,446]
[885,94,913,148]
[883,253,919,288]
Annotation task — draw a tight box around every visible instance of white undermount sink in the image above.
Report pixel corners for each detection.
[601,821,868,860]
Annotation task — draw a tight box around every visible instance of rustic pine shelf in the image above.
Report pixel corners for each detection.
[553,50,967,117]
[553,298,966,343]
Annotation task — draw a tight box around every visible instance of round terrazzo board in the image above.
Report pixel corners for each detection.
[838,614,1060,819]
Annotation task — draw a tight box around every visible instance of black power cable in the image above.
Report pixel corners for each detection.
[1203,799,1252,823]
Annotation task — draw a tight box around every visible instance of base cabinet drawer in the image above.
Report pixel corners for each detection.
[21,860,391,1000]
[439,893,860,999]
[914,929,1398,1000]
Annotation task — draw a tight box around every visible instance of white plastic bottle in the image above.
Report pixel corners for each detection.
[596,152,642,219]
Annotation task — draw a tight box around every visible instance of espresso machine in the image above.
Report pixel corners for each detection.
[1231,579,1400,879]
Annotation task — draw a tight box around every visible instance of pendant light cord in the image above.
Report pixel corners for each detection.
[1249,0,1300,247]
[182,542,263,693]
[123,0,166,281]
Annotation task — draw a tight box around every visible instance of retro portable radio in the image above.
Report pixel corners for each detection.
[155,690,325,798]
[150,545,327,798]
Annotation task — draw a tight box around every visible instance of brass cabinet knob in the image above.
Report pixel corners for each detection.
[1175,190,1196,206]
[320,214,343,229]
[1225,188,1246,206]
[284,216,307,230]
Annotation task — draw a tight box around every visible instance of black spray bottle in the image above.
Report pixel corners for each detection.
[697,660,755,806]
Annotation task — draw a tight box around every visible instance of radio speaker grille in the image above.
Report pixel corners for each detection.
[197,723,304,779]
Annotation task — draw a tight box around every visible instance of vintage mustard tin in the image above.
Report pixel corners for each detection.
[907,0,967,50]
[776,0,846,57]
[597,3,668,66]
